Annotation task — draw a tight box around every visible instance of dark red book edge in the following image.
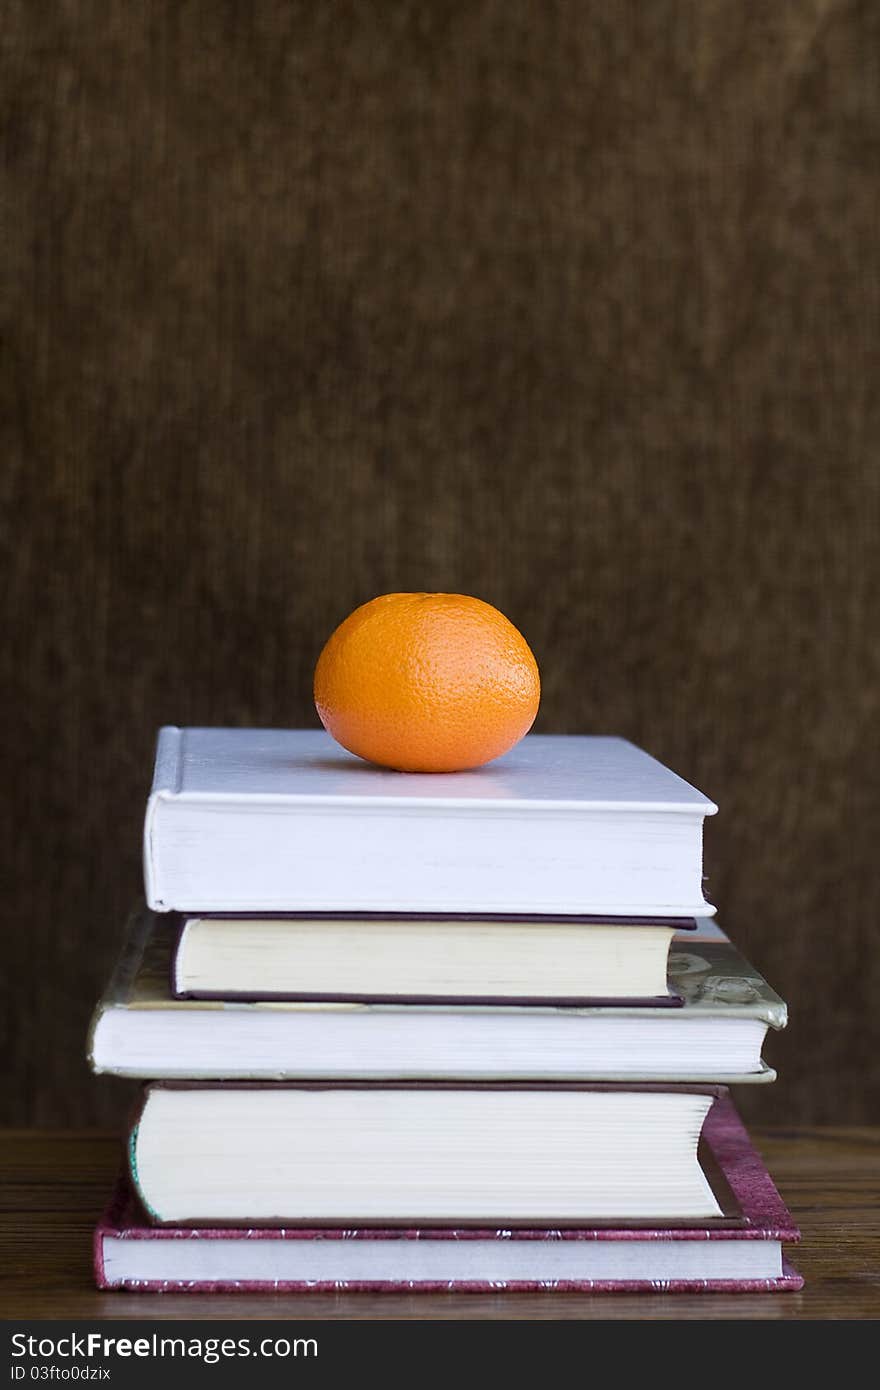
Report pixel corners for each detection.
[96,1095,803,1292]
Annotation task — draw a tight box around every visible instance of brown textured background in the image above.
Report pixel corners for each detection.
[2,1,878,1127]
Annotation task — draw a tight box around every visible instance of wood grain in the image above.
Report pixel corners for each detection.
[1,1127,878,1319]
[2,2,879,1125]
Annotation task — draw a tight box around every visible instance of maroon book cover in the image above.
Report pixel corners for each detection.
[95,1095,802,1293]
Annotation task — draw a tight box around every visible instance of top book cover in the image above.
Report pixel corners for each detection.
[144,728,718,917]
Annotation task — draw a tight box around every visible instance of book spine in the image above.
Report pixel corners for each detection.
[170,915,188,998]
[92,1226,107,1289]
[86,907,157,1070]
[144,727,183,910]
[150,726,184,797]
[125,1093,163,1224]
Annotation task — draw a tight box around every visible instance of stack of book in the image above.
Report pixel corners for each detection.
[89,727,802,1292]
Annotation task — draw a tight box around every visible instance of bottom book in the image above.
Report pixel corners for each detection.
[95,1097,803,1292]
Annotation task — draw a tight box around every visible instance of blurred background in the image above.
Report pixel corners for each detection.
[2,1,878,1128]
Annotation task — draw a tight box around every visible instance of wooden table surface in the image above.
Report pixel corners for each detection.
[1,1127,878,1320]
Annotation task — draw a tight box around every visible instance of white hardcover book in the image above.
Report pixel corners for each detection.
[143,727,717,916]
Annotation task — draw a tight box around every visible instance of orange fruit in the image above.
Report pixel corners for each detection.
[314,593,540,772]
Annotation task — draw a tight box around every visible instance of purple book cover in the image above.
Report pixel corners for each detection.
[95,1096,803,1293]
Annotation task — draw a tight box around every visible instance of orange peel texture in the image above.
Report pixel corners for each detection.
[314,592,541,772]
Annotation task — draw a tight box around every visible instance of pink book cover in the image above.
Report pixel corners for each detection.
[94,1096,803,1293]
